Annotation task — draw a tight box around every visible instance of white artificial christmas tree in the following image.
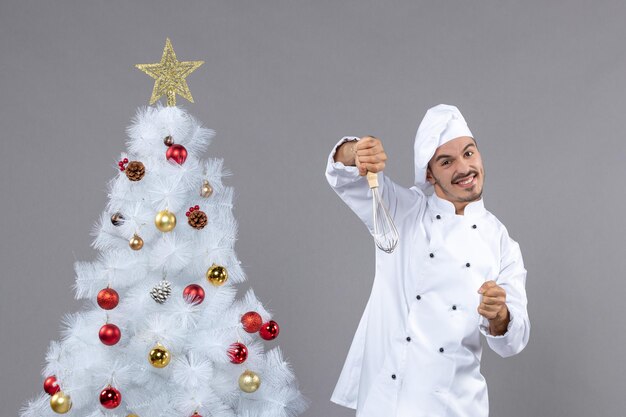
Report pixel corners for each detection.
[20,39,308,417]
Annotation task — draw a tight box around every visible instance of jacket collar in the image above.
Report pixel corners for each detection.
[427,192,486,218]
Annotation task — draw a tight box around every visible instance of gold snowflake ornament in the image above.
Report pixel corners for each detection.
[135,38,204,107]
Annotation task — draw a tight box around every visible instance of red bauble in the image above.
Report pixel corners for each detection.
[227,342,248,364]
[183,284,205,305]
[259,320,280,340]
[43,375,60,395]
[99,323,121,346]
[99,386,122,409]
[166,144,188,165]
[97,288,119,310]
[241,311,263,333]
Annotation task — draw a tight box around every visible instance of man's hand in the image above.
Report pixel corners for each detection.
[334,136,387,176]
[477,280,510,336]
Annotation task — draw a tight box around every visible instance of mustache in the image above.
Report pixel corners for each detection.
[452,170,479,184]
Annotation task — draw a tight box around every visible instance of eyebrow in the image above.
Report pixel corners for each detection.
[434,142,476,162]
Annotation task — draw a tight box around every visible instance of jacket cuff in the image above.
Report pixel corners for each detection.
[479,309,517,339]
[326,136,362,187]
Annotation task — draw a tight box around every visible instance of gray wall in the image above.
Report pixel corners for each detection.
[1,1,624,416]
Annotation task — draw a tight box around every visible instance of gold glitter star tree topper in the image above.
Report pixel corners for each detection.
[135,38,204,107]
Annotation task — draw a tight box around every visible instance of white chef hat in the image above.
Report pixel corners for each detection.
[414,104,473,190]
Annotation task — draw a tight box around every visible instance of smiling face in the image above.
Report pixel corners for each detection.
[426,136,484,214]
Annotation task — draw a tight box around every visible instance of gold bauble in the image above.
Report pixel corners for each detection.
[129,234,144,250]
[206,263,228,287]
[148,343,171,368]
[200,180,213,198]
[126,415,140,417]
[155,210,177,232]
[50,391,72,414]
[238,370,261,393]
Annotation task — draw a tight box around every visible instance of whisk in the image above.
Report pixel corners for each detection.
[366,171,399,253]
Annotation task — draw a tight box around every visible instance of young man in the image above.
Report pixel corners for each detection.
[325,104,530,417]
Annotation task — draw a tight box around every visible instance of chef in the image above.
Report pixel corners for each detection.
[325,104,530,417]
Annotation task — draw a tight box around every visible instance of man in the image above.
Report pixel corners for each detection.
[325,104,530,417]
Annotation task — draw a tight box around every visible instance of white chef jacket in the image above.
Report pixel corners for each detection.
[326,137,530,417]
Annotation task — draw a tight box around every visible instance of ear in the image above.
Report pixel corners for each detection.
[426,166,436,185]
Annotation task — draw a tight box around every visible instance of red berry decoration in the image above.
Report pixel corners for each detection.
[183,284,205,305]
[97,288,119,310]
[99,323,121,346]
[43,375,60,395]
[166,144,188,165]
[227,342,249,364]
[259,320,280,340]
[118,158,129,171]
[99,386,122,409]
[241,311,263,333]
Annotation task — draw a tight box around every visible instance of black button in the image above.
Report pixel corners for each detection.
[452,305,457,310]
[429,253,434,258]
[391,374,396,379]
[406,336,411,342]
[466,263,471,267]
[436,215,441,219]
[439,347,444,353]
[472,224,477,229]
[416,295,421,300]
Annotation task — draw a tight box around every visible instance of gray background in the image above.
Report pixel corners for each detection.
[1,1,624,416]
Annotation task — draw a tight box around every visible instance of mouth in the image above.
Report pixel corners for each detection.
[453,174,477,189]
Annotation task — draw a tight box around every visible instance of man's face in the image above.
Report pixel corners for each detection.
[426,136,484,207]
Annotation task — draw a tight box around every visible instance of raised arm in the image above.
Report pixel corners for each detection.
[326,136,416,235]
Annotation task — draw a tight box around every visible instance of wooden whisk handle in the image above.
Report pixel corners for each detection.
[366,171,379,188]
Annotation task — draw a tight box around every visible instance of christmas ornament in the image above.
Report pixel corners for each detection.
[228,342,248,364]
[366,172,399,253]
[111,212,125,226]
[148,343,171,368]
[125,161,145,181]
[186,205,207,229]
[99,323,121,346]
[259,320,280,340]
[183,284,205,304]
[155,209,176,232]
[43,375,60,395]
[206,264,228,287]
[135,38,204,107]
[100,386,122,409]
[129,233,144,250]
[166,144,188,165]
[200,180,213,198]
[50,391,72,414]
[97,288,119,310]
[191,413,202,417]
[164,135,174,146]
[126,415,139,417]
[241,311,263,333]
[150,279,172,304]
[238,370,261,393]
[118,158,129,172]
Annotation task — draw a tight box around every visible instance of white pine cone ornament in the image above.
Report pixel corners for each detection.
[150,280,172,304]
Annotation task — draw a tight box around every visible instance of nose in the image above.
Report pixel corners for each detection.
[456,156,472,174]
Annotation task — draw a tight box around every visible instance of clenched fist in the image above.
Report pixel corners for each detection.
[334,136,388,176]
[477,280,510,336]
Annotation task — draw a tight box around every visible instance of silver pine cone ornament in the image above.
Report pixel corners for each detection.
[150,280,172,304]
